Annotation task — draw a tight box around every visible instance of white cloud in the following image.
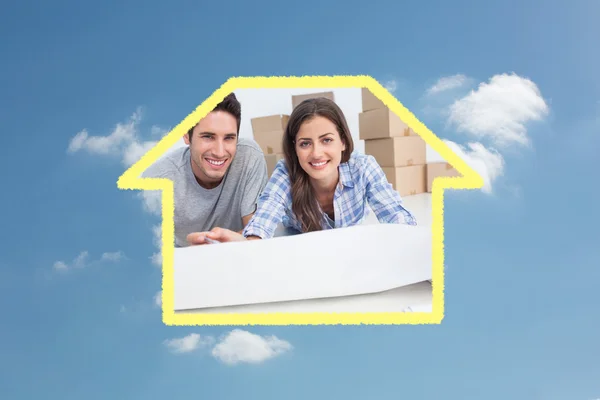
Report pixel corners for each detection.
[101,251,124,262]
[150,125,167,136]
[211,329,293,366]
[67,130,90,153]
[383,79,397,93]
[420,72,550,194]
[150,224,162,267]
[53,250,124,272]
[53,261,68,271]
[138,191,162,217]
[68,110,179,271]
[443,140,505,194]
[123,139,159,167]
[67,108,176,168]
[68,108,143,157]
[53,250,89,271]
[163,333,214,354]
[73,250,89,268]
[150,252,162,267]
[447,73,549,148]
[426,74,471,95]
[161,329,292,365]
[154,290,162,307]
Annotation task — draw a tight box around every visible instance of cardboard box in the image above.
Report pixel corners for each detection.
[251,115,289,155]
[365,136,426,167]
[382,165,427,197]
[251,114,289,133]
[291,91,335,109]
[265,153,284,177]
[254,131,284,154]
[358,107,416,140]
[426,162,460,192]
[361,88,386,112]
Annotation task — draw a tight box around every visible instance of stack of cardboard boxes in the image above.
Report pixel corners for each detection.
[359,88,460,196]
[359,88,428,197]
[291,91,335,109]
[250,88,459,192]
[425,161,460,192]
[250,114,288,177]
[250,91,336,177]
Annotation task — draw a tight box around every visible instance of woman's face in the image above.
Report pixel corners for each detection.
[294,116,346,182]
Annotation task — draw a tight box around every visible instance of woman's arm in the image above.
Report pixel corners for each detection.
[362,155,417,226]
[241,160,292,239]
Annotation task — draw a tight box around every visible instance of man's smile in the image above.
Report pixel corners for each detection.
[205,157,228,169]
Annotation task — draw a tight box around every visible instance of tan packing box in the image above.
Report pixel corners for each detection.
[365,136,426,167]
[426,162,460,192]
[251,114,289,155]
[361,88,386,112]
[358,107,417,140]
[265,153,284,177]
[382,165,427,197]
[254,131,284,155]
[251,114,289,133]
[291,91,335,109]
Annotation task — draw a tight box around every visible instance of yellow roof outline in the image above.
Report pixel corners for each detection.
[117,75,484,326]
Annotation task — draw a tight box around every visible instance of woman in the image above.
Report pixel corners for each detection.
[188,97,417,245]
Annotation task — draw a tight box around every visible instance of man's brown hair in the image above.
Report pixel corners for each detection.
[187,93,242,140]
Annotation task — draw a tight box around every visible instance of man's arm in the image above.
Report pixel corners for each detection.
[237,212,255,234]
[239,148,269,231]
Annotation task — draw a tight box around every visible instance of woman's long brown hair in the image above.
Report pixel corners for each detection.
[282,97,355,232]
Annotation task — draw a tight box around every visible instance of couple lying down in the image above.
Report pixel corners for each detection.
[186,95,418,246]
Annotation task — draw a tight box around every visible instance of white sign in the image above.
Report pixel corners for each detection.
[173,223,432,311]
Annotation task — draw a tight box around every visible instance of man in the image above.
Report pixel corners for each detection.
[142,93,269,247]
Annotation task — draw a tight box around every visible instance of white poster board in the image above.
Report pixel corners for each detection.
[173,223,432,311]
[182,281,433,314]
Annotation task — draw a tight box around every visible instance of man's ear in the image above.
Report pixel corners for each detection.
[183,133,191,145]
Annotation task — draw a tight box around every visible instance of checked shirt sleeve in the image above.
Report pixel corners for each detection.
[363,155,417,226]
[242,160,291,239]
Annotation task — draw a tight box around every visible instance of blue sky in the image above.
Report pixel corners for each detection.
[1,0,599,399]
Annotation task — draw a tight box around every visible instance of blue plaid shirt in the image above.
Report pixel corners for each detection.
[242,153,417,239]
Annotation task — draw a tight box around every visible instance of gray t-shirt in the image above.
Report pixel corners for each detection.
[142,137,268,247]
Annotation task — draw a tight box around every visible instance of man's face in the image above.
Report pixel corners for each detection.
[184,110,238,189]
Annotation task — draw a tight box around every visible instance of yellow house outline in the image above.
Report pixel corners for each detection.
[117,75,484,326]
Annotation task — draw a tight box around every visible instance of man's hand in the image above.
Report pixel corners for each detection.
[187,227,247,246]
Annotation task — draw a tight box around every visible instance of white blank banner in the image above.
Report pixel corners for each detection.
[173,223,432,311]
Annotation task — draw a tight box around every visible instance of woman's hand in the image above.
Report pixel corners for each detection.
[187,227,248,245]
